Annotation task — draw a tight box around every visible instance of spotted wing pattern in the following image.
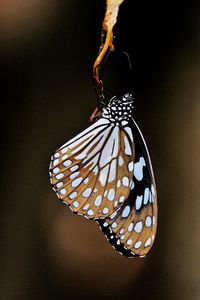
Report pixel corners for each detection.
[49,117,134,219]
[97,120,157,257]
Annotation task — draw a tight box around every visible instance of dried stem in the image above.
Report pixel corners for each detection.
[93,0,125,100]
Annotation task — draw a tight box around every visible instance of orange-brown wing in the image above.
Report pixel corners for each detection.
[97,119,158,257]
[98,185,157,257]
[49,117,134,219]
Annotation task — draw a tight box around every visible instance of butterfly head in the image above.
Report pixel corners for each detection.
[102,93,134,125]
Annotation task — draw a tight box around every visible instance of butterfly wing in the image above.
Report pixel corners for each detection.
[49,117,135,219]
[97,119,158,257]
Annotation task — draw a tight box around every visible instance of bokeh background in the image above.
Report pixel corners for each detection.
[0,0,199,299]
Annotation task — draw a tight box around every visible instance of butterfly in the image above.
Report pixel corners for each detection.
[49,93,157,257]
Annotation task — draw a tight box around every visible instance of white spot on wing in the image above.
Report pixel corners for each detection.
[128,161,134,172]
[72,177,83,188]
[135,195,143,210]
[60,188,67,195]
[124,136,132,155]
[134,221,143,233]
[103,207,109,214]
[117,180,121,188]
[83,204,90,210]
[53,159,59,167]
[119,195,125,203]
[104,190,108,197]
[94,195,102,207]
[118,156,124,166]
[108,159,117,183]
[111,222,117,228]
[127,239,133,246]
[69,192,77,199]
[61,147,68,154]
[56,182,63,188]
[93,166,98,175]
[145,238,152,247]
[87,209,94,216]
[122,205,130,218]
[145,216,152,227]
[107,189,115,201]
[70,165,79,172]
[99,165,109,187]
[122,176,129,187]
[63,160,72,167]
[149,193,153,203]
[122,120,128,126]
[56,173,64,180]
[73,201,79,208]
[114,200,118,208]
[134,157,146,181]
[128,222,134,232]
[143,188,149,205]
[83,178,89,184]
[120,228,124,234]
[134,241,142,249]
[82,188,92,198]
[131,180,135,189]
[70,171,80,180]
[103,222,108,227]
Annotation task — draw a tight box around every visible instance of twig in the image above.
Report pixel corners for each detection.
[93,0,125,99]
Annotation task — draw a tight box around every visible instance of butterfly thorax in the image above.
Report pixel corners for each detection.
[102,93,134,126]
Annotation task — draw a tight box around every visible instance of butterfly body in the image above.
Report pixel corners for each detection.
[49,93,157,257]
[101,93,133,125]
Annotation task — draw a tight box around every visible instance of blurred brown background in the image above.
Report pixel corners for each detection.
[0,0,199,299]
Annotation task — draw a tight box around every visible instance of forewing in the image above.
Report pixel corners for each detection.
[98,119,158,257]
[49,118,134,219]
